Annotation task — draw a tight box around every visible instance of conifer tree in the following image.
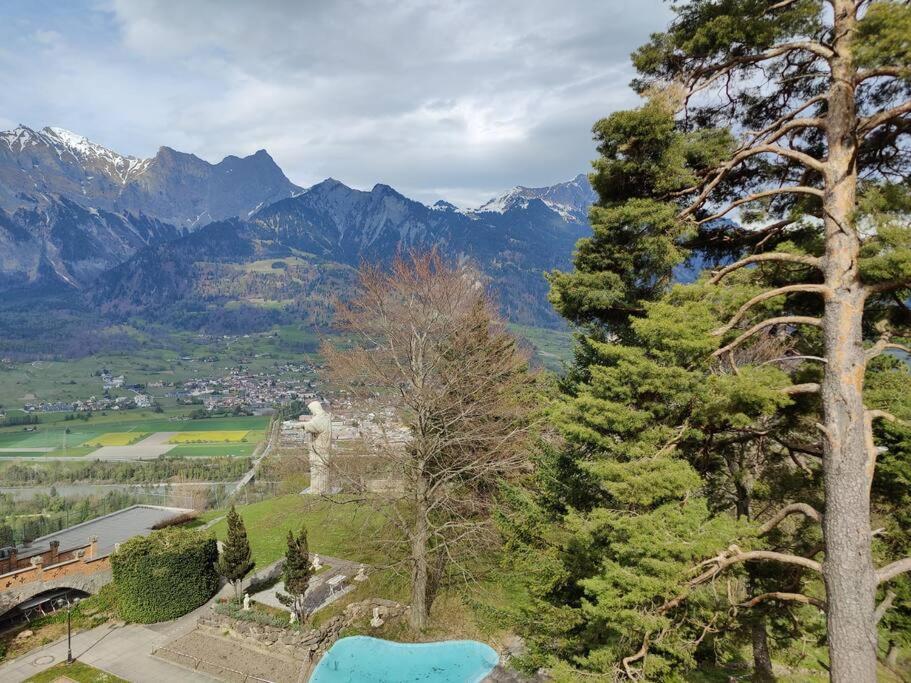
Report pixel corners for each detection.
[508,1,911,680]
[217,504,254,598]
[277,526,313,624]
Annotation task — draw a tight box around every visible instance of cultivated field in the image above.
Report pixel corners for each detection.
[168,430,251,444]
[0,411,269,459]
[82,432,149,447]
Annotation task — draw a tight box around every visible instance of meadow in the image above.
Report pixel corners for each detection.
[82,432,149,447]
[168,430,251,444]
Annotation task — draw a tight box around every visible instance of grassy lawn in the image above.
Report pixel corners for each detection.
[24,661,127,683]
[82,432,149,447]
[169,430,251,443]
[166,443,257,457]
[203,494,388,569]
[204,493,525,653]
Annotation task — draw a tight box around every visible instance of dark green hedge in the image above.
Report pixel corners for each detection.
[111,527,218,623]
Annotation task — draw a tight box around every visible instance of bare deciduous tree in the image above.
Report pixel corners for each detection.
[324,251,537,629]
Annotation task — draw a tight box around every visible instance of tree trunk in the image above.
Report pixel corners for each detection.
[751,618,775,682]
[820,4,877,680]
[409,481,430,630]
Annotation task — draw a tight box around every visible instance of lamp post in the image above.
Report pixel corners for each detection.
[56,596,80,664]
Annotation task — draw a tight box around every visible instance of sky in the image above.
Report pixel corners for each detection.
[0,0,672,207]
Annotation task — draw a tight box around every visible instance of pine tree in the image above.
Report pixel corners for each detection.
[216,505,254,599]
[506,2,911,679]
[277,526,313,624]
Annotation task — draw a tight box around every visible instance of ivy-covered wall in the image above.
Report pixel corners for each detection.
[111,527,218,623]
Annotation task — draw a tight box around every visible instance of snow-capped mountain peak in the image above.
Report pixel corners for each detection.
[40,126,150,183]
[0,124,43,153]
[470,173,596,223]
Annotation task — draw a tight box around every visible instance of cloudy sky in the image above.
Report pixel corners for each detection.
[1,0,671,206]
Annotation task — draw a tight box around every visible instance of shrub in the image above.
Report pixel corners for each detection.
[214,597,292,629]
[151,511,199,530]
[111,528,218,623]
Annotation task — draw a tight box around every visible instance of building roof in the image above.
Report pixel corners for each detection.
[24,505,194,557]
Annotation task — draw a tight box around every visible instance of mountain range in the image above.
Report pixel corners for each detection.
[0,125,596,331]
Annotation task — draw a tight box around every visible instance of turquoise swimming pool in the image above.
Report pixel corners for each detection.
[309,636,499,682]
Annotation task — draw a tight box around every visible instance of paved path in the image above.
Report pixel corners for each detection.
[0,597,219,682]
[0,448,53,453]
[250,555,361,617]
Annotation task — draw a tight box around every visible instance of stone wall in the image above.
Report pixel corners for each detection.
[196,598,408,664]
[0,555,111,615]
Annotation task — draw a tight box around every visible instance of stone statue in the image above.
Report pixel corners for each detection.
[243,593,250,611]
[304,400,332,494]
[355,564,368,582]
[311,553,322,571]
[289,611,297,625]
[370,607,384,628]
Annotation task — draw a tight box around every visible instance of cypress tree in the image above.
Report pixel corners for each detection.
[278,526,313,624]
[217,505,254,598]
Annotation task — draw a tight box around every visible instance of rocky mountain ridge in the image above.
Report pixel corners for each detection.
[0,125,302,228]
[0,125,596,328]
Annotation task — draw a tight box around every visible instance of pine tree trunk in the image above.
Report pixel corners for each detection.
[751,618,775,682]
[821,4,877,680]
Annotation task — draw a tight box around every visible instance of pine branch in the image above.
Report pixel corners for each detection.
[697,186,824,224]
[781,383,821,396]
[860,100,911,135]
[679,119,826,217]
[877,558,911,585]
[713,316,823,357]
[856,66,910,83]
[741,591,826,610]
[757,502,823,535]
[866,335,911,361]
[713,285,831,336]
[866,409,907,426]
[709,253,822,283]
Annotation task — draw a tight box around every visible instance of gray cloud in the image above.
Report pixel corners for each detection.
[2,0,672,206]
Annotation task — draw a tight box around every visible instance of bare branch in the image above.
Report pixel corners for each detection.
[757,502,823,535]
[622,634,650,680]
[877,558,911,585]
[860,101,911,135]
[856,66,910,83]
[866,335,911,361]
[713,316,823,357]
[759,355,827,366]
[697,186,824,224]
[781,383,821,396]
[875,591,897,625]
[741,591,826,611]
[709,252,822,283]
[867,409,904,425]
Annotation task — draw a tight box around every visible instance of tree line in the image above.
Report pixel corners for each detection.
[0,457,252,486]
